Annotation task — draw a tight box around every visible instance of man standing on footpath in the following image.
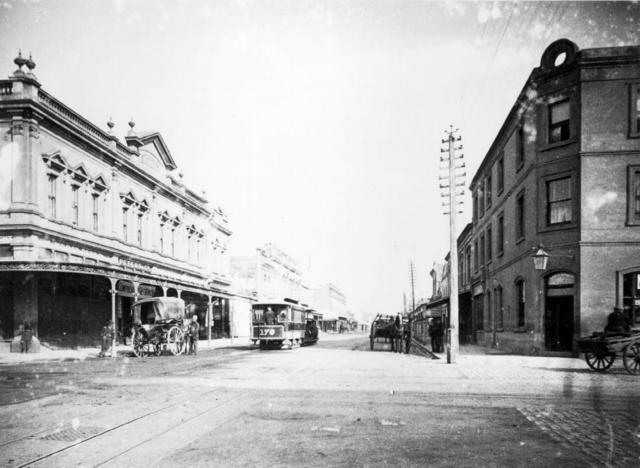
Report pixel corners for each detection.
[188,314,200,355]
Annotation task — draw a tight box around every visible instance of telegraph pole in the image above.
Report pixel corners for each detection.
[439,126,465,364]
[409,261,416,313]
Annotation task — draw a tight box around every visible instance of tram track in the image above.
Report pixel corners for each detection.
[11,387,248,468]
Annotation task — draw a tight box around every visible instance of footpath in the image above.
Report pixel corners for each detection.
[0,331,363,365]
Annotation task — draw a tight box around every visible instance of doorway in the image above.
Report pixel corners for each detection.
[544,273,575,351]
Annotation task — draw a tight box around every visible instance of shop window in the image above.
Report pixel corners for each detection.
[547,177,572,225]
[549,99,570,144]
[623,272,640,326]
[627,165,640,225]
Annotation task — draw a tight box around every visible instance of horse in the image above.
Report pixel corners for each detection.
[391,315,404,353]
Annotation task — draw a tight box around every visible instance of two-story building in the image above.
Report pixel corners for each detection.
[0,54,234,349]
[469,39,640,354]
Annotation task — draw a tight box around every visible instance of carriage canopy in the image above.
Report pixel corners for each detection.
[133,297,186,325]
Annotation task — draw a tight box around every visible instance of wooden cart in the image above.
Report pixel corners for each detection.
[577,330,640,374]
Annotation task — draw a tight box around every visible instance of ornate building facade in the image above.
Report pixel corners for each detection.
[0,54,233,348]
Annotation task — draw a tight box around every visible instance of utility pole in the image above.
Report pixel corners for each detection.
[439,126,465,364]
[409,261,416,314]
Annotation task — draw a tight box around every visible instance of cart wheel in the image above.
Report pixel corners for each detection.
[585,352,615,371]
[623,343,640,375]
[166,327,184,356]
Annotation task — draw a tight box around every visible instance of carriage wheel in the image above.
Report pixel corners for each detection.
[585,351,615,371]
[166,327,185,356]
[623,343,640,375]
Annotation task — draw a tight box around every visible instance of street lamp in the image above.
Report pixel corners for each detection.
[532,244,549,271]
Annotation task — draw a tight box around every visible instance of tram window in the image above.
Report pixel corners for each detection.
[252,308,264,322]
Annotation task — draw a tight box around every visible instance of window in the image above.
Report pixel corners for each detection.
[474,240,478,272]
[71,185,79,226]
[479,234,485,266]
[478,187,485,217]
[486,176,492,209]
[473,191,478,223]
[516,126,525,169]
[465,246,471,283]
[547,177,572,224]
[497,154,504,194]
[487,290,492,331]
[516,279,525,327]
[497,286,504,330]
[48,175,57,219]
[92,194,99,232]
[631,84,640,138]
[159,222,165,253]
[486,226,492,263]
[497,214,504,255]
[628,166,640,225]
[122,208,128,241]
[516,192,525,240]
[137,214,143,246]
[549,100,570,143]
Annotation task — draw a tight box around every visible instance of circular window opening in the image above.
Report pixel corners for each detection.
[554,52,567,67]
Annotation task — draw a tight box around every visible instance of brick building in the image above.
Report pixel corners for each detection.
[469,39,640,354]
[0,54,236,349]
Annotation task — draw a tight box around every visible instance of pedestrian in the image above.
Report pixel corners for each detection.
[98,320,114,357]
[605,307,631,334]
[404,317,412,354]
[430,317,444,353]
[21,322,33,353]
[188,314,200,355]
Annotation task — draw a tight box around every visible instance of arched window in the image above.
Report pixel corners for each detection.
[516,279,525,328]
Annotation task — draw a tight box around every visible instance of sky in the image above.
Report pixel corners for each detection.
[1,0,639,321]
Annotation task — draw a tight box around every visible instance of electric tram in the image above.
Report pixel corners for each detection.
[251,299,318,349]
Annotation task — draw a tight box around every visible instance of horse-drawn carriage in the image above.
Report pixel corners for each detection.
[577,330,640,374]
[369,314,409,353]
[131,297,191,357]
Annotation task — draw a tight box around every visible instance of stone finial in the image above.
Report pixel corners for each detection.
[179,170,184,179]
[127,118,136,136]
[13,50,27,76]
[25,53,35,71]
[107,117,115,133]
